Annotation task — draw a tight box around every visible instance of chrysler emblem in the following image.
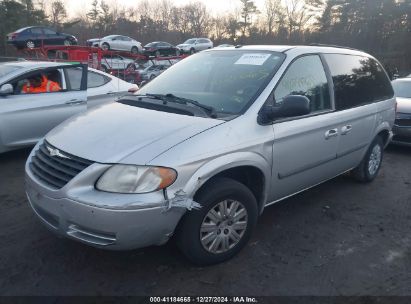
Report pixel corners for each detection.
[46,145,71,159]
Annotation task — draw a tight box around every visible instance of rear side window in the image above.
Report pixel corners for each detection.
[88,71,111,88]
[274,55,331,113]
[66,69,111,89]
[324,54,394,111]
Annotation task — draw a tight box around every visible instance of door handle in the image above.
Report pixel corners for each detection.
[341,125,353,135]
[65,99,86,105]
[325,128,339,140]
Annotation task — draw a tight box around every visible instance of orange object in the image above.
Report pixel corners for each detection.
[22,75,61,94]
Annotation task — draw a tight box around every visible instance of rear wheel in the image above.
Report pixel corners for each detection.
[176,49,180,56]
[155,50,161,57]
[176,177,258,265]
[63,39,72,46]
[352,136,384,183]
[190,48,195,55]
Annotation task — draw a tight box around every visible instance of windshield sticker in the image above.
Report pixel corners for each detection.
[235,54,271,66]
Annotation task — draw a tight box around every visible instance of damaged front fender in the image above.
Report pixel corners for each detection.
[163,189,202,212]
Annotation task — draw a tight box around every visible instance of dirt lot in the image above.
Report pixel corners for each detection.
[0,146,410,296]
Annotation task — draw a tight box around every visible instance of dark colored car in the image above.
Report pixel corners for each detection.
[7,26,78,50]
[143,42,180,57]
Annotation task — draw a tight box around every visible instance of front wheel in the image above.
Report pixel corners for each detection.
[190,48,195,55]
[101,43,110,51]
[176,177,258,265]
[352,136,384,183]
[126,63,136,71]
[131,46,139,54]
[63,39,72,46]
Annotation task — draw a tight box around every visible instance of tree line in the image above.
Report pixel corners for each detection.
[1,0,411,75]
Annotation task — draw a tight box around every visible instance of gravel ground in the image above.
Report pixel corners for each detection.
[0,146,410,296]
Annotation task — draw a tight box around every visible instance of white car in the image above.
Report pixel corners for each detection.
[88,35,143,54]
[0,61,138,153]
[177,38,213,54]
[101,55,137,72]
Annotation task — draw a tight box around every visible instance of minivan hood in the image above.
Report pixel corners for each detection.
[396,97,411,114]
[46,102,224,164]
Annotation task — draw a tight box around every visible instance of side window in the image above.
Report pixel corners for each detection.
[324,54,394,111]
[12,69,63,95]
[43,28,56,35]
[274,55,331,113]
[66,69,110,89]
[30,28,43,35]
[88,71,111,88]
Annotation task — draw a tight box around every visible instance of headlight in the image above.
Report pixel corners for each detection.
[96,165,177,194]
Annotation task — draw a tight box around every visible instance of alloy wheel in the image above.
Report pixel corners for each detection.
[26,40,35,49]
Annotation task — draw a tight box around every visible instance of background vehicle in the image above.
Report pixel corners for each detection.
[216,44,235,48]
[101,54,137,72]
[143,42,180,57]
[25,46,395,265]
[391,78,411,146]
[177,38,213,54]
[7,26,77,49]
[0,61,137,153]
[138,64,169,81]
[87,35,143,54]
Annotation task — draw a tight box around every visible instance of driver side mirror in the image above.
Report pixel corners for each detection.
[0,84,13,96]
[258,95,311,124]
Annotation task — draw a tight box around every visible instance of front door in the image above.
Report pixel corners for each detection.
[269,55,340,201]
[0,65,88,150]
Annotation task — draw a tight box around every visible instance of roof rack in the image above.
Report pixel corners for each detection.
[308,43,362,52]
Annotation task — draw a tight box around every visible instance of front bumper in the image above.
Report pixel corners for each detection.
[392,125,411,147]
[25,153,186,250]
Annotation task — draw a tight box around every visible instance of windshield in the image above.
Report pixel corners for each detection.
[184,39,197,44]
[0,65,22,78]
[392,80,411,98]
[137,50,285,115]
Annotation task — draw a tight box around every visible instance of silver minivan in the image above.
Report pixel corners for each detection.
[25,46,396,265]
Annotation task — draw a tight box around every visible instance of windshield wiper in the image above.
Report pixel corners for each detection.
[144,93,217,118]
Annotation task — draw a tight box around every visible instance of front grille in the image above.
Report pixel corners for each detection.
[396,119,411,127]
[393,135,411,143]
[395,113,411,127]
[29,141,93,189]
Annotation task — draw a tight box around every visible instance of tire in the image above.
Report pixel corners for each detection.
[149,74,155,80]
[126,63,136,71]
[131,46,139,54]
[102,43,110,51]
[26,40,35,49]
[176,177,258,265]
[101,64,109,73]
[155,50,161,57]
[176,49,180,56]
[63,39,72,46]
[190,48,195,55]
[352,136,384,183]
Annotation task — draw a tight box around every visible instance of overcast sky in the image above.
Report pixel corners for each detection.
[64,0,267,16]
